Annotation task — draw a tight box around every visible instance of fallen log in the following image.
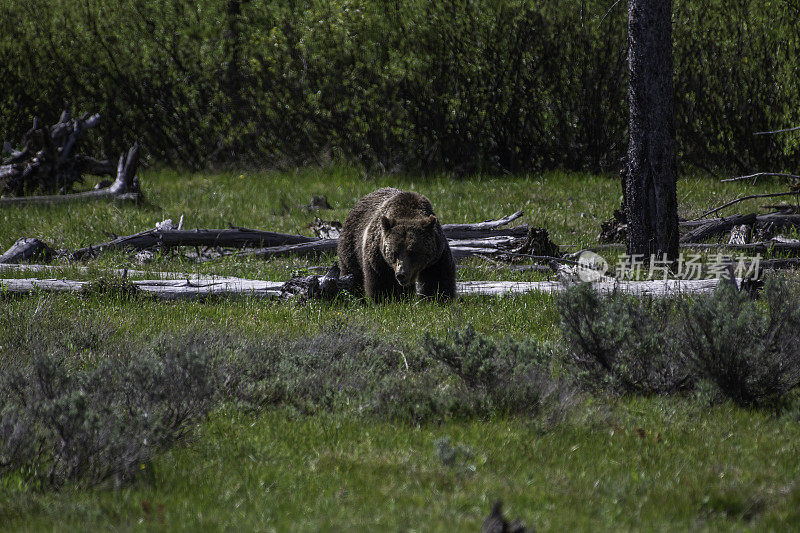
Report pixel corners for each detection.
[685,239,800,253]
[0,238,54,263]
[443,225,529,240]
[754,125,800,135]
[679,215,741,229]
[440,210,523,233]
[0,277,286,300]
[0,263,256,283]
[46,212,528,261]
[678,212,800,243]
[720,172,800,183]
[245,239,339,259]
[70,224,317,260]
[0,276,733,300]
[457,278,726,296]
[680,213,757,243]
[5,233,529,264]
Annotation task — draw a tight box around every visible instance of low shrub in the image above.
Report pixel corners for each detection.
[220,328,407,413]
[422,325,578,422]
[223,325,578,425]
[559,278,800,407]
[0,347,216,489]
[681,279,800,407]
[558,284,692,395]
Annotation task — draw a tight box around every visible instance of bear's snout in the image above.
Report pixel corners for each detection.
[395,267,413,286]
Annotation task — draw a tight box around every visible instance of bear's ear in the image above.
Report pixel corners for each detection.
[424,215,437,228]
[381,216,394,231]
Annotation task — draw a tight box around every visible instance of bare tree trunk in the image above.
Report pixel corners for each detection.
[625,0,678,259]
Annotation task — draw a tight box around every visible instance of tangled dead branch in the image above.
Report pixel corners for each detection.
[1,109,140,204]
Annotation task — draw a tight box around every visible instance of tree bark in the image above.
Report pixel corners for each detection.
[625,0,678,259]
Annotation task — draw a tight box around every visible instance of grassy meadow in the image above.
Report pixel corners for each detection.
[1,168,800,531]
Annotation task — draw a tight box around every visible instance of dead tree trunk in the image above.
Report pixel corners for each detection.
[1,110,140,203]
[0,144,140,207]
[625,0,679,259]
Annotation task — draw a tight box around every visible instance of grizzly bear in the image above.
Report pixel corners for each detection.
[337,187,457,302]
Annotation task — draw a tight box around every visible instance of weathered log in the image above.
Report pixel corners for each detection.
[75,155,117,176]
[0,276,733,300]
[679,215,741,229]
[754,212,800,227]
[679,213,757,243]
[686,212,800,229]
[685,239,800,254]
[246,239,339,259]
[70,225,317,260]
[753,125,800,135]
[442,225,529,240]
[720,173,800,183]
[440,210,523,233]
[280,264,356,300]
[59,211,530,261]
[448,236,522,248]
[0,277,285,300]
[699,191,800,218]
[0,238,53,264]
[676,212,800,244]
[0,263,255,283]
[6,230,528,264]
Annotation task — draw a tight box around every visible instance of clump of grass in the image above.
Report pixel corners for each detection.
[0,299,115,367]
[433,436,476,474]
[83,275,139,298]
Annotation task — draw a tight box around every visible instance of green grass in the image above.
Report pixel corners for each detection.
[0,167,790,281]
[2,167,799,531]
[4,403,800,531]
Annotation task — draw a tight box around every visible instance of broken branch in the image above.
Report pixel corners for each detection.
[698,192,800,219]
[720,172,800,183]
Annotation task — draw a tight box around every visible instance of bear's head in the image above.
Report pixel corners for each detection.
[380,215,440,286]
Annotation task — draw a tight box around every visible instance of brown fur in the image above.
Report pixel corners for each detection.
[337,187,456,302]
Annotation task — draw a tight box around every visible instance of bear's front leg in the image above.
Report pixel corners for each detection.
[418,248,457,299]
[363,264,404,302]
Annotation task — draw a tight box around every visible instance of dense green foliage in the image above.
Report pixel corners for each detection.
[1,0,798,173]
